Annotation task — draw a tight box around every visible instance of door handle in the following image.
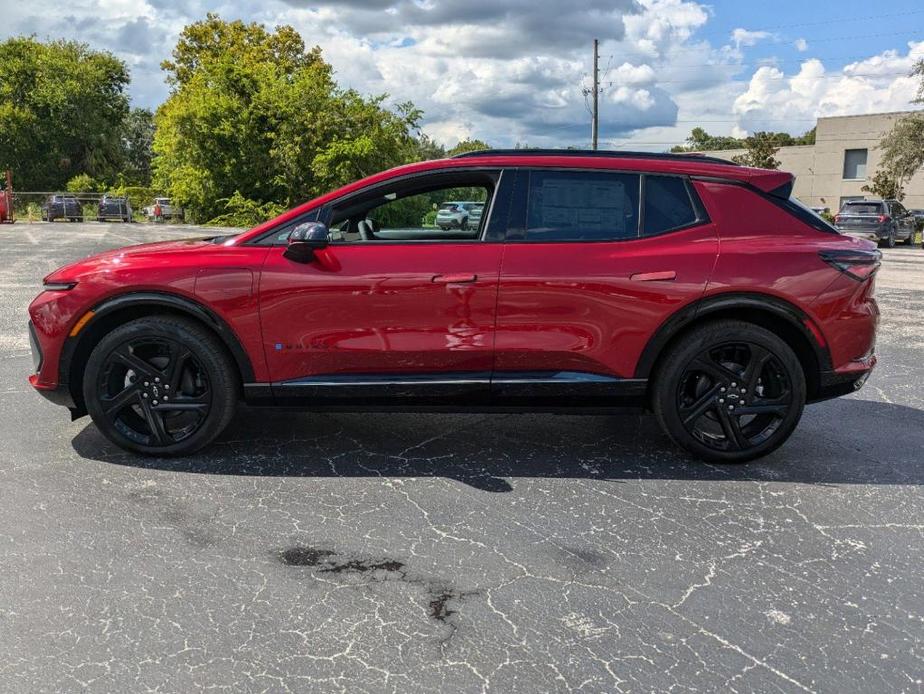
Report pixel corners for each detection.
[630,270,676,282]
[432,273,477,284]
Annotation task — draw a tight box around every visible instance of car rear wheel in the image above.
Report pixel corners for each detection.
[83,316,238,456]
[652,320,806,463]
[881,229,896,248]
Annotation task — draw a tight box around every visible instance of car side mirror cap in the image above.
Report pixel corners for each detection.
[284,222,330,263]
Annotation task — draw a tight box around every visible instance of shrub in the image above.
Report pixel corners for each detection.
[205,192,285,228]
[66,174,103,193]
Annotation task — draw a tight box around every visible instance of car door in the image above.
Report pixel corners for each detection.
[493,168,718,401]
[893,202,913,238]
[257,168,511,403]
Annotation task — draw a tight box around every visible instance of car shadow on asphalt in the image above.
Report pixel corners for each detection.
[71,398,924,492]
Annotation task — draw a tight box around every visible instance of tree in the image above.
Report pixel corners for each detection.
[121,108,155,185]
[731,133,782,169]
[672,128,742,152]
[447,138,491,157]
[66,173,102,193]
[876,60,924,194]
[671,127,816,153]
[153,14,422,223]
[0,37,130,191]
[862,168,904,201]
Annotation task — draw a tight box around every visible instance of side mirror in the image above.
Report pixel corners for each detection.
[284,222,330,263]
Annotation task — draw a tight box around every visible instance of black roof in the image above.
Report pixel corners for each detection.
[451,149,740,166]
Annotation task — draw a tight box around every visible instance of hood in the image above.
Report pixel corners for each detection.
[43,237,224,284]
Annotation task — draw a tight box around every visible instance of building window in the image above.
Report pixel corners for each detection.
[843,149,868,180]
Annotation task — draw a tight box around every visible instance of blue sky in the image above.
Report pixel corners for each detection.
[3,0,923,149]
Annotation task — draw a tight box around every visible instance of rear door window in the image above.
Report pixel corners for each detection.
[524,170,640,241]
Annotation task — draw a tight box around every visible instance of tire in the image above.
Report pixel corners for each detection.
[83,316,238,456]
[652,320,806,463]
[880,229,896,248]
[905,230,916,246]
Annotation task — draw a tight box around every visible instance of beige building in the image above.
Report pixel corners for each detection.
[704,110,924,211]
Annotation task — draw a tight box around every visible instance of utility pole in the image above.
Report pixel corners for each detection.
[591,38,599,150]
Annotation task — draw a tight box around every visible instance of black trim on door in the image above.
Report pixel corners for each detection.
[244,370,649,410]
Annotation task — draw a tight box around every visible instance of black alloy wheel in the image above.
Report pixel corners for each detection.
[84,316,237,456]
[654,320,806,463]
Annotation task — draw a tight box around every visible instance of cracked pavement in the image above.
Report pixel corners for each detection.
[1,222,922,692]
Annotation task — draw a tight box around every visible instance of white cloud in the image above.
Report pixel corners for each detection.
[1,1,922,151]
[733,42,924,134]
[731,28,773,50]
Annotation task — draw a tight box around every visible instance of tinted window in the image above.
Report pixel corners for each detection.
[842,201,884,215]
[525,170,639,241]
[643,176,697,235]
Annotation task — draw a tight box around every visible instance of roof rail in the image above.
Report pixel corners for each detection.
[451,148,740,166]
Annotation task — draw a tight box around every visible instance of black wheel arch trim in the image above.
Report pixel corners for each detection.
[59,291,256,390]
[634,292,833,384]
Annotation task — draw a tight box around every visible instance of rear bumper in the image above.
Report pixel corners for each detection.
[811,354,876,403]
[842,229,888,242]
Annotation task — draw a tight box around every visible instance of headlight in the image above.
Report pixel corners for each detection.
[42,281,77,291]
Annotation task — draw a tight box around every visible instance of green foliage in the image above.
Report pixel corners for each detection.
[875,60,924,197]
[206,191,285,227]
[66,173,102,193]
[411,134,448,161]
[122,108,155,185]
[731,133,782,169]
[862,168,904,201]
[447,138,491,156]
[0,37,130,191]
[153,14,423,223]
[422,209,437,227]
[108,184,162,217]
[374,194,434,229]
[672,127,815,153]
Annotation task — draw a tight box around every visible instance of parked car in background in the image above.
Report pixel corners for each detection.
[41,195,82,222]
[466,203,485,230]
[143,197,183,222]
[834,199,916,247]
[97,194,132,222]
[435,201,477,230]
[29,150,880,463]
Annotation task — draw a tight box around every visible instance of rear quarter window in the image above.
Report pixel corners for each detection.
[643,176,699,236]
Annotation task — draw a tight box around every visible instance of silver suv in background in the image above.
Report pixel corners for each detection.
[834,199,916,247]
[435,201,479,230]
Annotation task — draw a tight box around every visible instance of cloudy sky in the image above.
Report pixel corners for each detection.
[4,0,924,149]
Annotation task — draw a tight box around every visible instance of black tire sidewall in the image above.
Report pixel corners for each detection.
[83,316,237,456]
[653,321,806,463]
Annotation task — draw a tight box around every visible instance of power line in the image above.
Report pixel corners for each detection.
[603,69,914,87]
[606,9,924,45]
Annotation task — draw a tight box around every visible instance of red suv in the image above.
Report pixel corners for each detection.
[28,151,880,462]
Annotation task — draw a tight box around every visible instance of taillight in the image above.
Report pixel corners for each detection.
[878,215,890,224]
[819,248,881,281]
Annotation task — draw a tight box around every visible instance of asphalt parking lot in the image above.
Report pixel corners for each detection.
[1,221,922,693]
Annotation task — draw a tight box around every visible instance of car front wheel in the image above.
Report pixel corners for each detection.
[652,320,806,463]
[83,316,238,456]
